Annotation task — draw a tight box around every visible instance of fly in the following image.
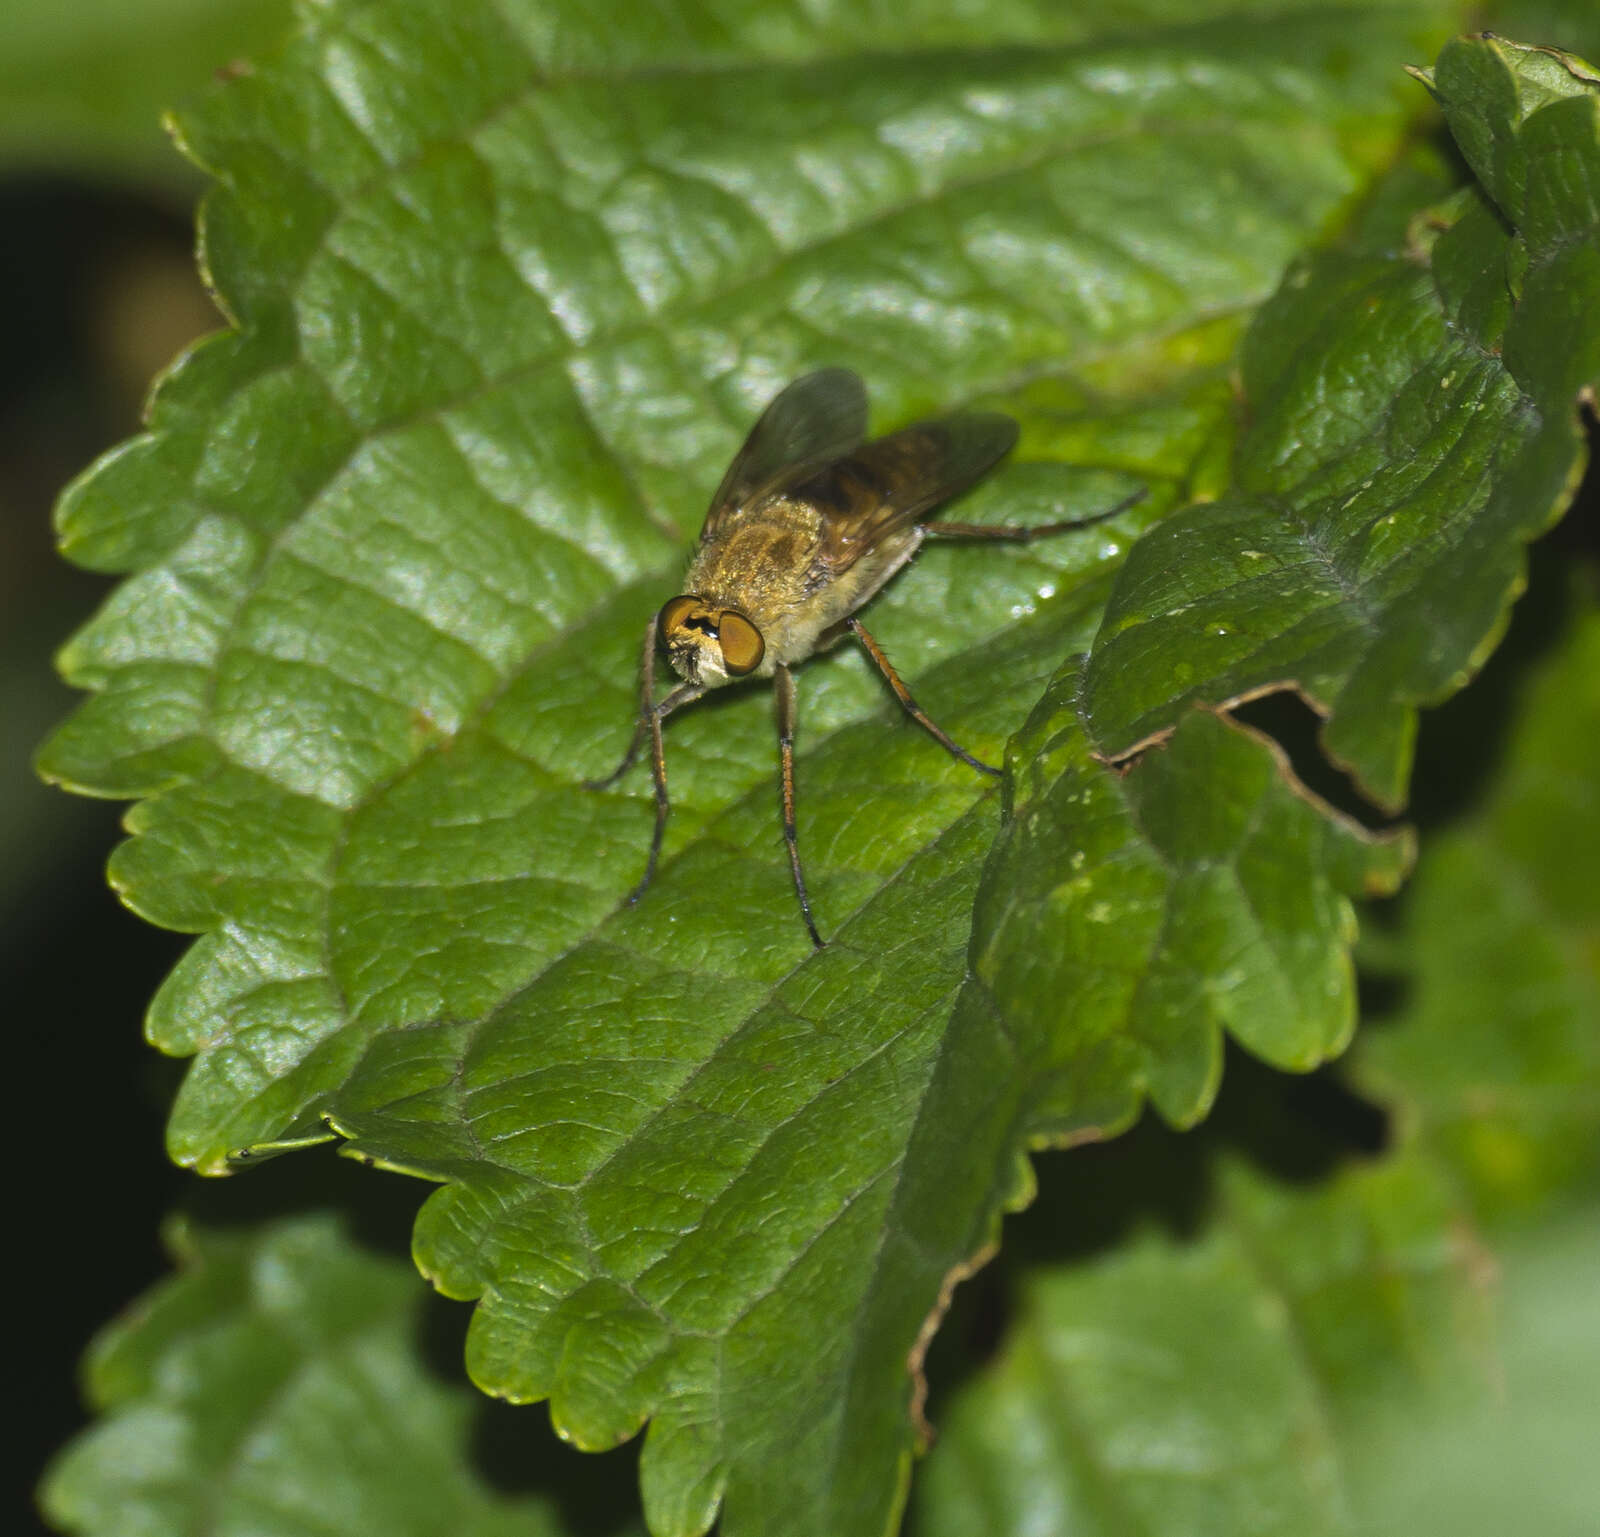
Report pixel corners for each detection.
[587,369,1143,948]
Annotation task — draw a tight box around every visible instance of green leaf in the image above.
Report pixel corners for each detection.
[1082,34,1600,808]
[911,585,1600,1537]
[37,9,1600,1536]
[40,1214,626,1537]
[968,678,1411,1135]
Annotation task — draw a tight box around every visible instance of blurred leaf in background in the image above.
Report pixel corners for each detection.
[0,0,293,187]
[40,1214,646,1537]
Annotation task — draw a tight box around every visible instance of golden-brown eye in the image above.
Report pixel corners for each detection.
[658,595,701,636]
[717,610,765,675]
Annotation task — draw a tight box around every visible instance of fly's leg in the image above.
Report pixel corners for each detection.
[922,485,1146,543]
[869,485,1147,773]
[775,663,825,950]
[847,617,1000,777]
[583,614,661,792]
[628,674,702,904]
[583,611,703,904]
[584,710,649,792]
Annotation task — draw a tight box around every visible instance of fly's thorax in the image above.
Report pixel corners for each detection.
[659,595,766,688]
[685,518,815,610]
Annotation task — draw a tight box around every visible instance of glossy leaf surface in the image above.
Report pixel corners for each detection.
[1083,35,1600,808]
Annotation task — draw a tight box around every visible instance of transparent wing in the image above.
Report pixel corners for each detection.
[702,369,869,536]
[809,413,1020,575]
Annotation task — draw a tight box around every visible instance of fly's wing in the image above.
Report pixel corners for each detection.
[701,369,868,538]
[808,413,1019,576]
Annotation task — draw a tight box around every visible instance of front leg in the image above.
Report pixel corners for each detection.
[775,663,825,950]
[584,613,662,791]
[584,611,703,905]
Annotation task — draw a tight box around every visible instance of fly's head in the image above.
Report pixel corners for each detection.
[658,595,766,688]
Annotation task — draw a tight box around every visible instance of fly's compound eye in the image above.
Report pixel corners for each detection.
[658,595,702,636]
[717,610,765,675]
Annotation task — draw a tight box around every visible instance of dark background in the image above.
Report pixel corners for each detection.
[7,174,212,1516]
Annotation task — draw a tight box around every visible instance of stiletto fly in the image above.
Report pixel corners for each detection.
[587,369,1143,948]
